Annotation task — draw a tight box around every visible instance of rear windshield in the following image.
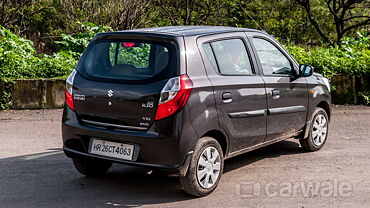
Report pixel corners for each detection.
[76,40,178,82]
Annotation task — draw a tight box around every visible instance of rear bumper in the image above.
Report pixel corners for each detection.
[62,106,197,176]
[63,146,192,176]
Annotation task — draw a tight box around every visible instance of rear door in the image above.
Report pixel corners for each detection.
[248,32,308,140]
[197,33,267,153]
[72,36,181,130]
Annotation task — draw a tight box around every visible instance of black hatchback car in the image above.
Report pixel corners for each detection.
[62,26,331,197]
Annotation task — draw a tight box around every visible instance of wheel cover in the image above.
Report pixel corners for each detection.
[196,146,221,189]
[312,114,328,146]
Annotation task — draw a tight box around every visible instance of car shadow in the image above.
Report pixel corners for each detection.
[224,139,303,173]
[0,139,303,208]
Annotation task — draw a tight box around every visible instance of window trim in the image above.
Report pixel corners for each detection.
[202,37,257,77]
[251,36,296,77]
[202,43,219,73]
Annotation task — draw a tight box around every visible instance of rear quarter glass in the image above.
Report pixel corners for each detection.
[76,39,180,83]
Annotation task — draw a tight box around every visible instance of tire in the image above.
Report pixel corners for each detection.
[300,107,329,152]
[180,137,224,197]
[72,158,112,177]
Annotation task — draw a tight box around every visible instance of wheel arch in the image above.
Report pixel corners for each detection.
[201,129,228,157]
[316,100,331,120]
[303,100,331,139]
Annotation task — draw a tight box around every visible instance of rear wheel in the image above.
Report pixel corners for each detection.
[180,137,224,197]
[72,158,112,176]
[300,107,329,151]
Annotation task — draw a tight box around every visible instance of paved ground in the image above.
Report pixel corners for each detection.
[0,105,369,208]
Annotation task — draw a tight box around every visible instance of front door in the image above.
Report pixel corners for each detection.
[249,35,308,140]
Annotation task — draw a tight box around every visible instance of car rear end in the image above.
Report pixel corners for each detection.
[62,32,197,175]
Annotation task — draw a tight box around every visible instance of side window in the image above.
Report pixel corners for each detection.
[203,39,254,75]
[252,38,292,75]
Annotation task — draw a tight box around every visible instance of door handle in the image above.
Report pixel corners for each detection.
[272,89,280,99]
[222,92,232,103]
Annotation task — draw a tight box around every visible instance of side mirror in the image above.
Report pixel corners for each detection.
[299,64,314,77]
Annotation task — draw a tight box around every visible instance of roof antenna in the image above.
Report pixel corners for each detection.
[241,7,266,33]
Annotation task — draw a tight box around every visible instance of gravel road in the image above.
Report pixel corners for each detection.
[0,105,369,208]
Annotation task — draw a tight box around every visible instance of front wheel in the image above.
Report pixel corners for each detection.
[180,137,224,197]
[300,107,329,151]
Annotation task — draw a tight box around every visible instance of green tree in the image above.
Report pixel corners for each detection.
[295,0,370,45]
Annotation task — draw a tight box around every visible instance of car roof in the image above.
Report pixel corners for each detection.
[96,26,264,38]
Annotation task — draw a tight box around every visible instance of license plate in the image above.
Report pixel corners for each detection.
[89,139,134,160]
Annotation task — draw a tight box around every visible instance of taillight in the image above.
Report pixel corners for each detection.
[65,70,77,111]
[155,75,193,120]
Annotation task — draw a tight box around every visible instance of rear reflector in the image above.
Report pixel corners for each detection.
[65,90,75,111]
[155,75,193,120]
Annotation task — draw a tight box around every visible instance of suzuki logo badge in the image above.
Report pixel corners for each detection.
[107,90,114,97]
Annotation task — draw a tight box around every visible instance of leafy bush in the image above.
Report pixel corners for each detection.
[33,51,79,78]
[0,23,110,79]
[0,25,78,79]
[359,91,370,106]
[0,25,37,78]
[57,22,111,54]
[0,79,14,109]
[286,32,370,79]
[341,31,370,49]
